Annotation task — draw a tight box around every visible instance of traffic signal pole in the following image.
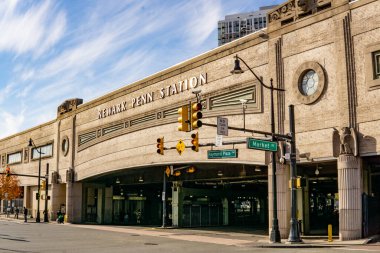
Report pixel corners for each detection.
[44,163,49,222]
[288,105,302,242]
[162,169,166,228]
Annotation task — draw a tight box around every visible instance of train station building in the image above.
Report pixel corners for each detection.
[1,0,379,241]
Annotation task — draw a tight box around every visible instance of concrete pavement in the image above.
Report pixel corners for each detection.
[0,215,375,249]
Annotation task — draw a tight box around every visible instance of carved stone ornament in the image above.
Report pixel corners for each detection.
[66,168,75,183]
[332,127,358,157]
[57,98,83,116]
[297,0,312,12]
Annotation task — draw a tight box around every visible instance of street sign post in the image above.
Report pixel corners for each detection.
[217,117,228,136]
[247,138,278,152]
[207,149,238,159]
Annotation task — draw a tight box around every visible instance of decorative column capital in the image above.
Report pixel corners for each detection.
[333,127,358,157]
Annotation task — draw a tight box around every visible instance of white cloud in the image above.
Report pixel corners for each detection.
[0,0,66,55]
[181,0,223,47]
[0,109,25,139]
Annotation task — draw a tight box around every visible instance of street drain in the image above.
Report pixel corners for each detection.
[144,243,158,246]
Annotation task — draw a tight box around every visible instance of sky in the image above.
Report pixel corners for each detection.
[0,0,283,139]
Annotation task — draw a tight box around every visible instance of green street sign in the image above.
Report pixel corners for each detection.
[207,149,238,159]
[247,138,278,152]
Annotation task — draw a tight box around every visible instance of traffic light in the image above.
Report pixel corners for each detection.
[186,166,196,173]
[178,105,189,132]
[296,177,307,189]
[190,102,203,129]
[156,137,164,155]
[41,180,46,190]
[191,132,199,152]
[5,166,10,177]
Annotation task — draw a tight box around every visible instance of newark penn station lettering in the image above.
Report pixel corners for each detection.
[99,73,207,119]
[98,101,128,119]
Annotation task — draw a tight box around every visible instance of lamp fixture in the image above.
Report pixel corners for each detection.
[315,167,320,176]
[230,55,244,74]
[217,170,223,177]
[115,178,120,184]
[255,166,261,172]
[138,176,144,182]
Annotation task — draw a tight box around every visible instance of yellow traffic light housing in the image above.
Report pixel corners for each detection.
[190,102,203,129]
[178,105,189,132]
[191,132,199,152]
[186,166,196,173]
[156,137,164,155]
[41,180,46,190]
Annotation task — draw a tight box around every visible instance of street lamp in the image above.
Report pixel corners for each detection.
[28,138,44,223]
[231,55,284,243]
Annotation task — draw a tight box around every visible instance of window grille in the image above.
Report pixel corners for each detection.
[32,143,53,159]
[7,152,22,164]
[373,51,380,79]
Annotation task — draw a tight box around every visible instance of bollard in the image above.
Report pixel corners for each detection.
[328,224,333,242]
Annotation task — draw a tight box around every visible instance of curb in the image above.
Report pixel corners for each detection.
[254,244,344,248]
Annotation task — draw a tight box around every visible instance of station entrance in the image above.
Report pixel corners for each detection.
[298,162,339,235]
[83,163,268,230]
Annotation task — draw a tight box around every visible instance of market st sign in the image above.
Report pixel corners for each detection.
[98,73,207,119]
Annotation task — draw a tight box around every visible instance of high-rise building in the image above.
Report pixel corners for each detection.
[218,6,276,46]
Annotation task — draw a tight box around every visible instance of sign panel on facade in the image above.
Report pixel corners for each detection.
[217,117,228,136]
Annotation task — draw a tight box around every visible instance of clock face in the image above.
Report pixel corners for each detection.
[301,70,319,96]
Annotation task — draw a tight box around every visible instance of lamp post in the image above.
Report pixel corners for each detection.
[28,138,44,223]
[231,55,284,243]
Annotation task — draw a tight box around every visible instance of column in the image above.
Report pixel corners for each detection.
[268,163,290,239]
[66,182,73,223]
[51,182,66,220]
[172,181,181,227]
[222,198,229,226]
[66,182,82,223]
[338,154,361,240]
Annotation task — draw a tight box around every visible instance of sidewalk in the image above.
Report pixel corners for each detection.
[0,212,38,223]
[66,224,374,248]
[0,215,376,248]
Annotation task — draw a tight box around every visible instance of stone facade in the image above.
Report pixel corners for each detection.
[0,0,379,241]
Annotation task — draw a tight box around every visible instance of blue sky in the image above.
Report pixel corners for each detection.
[0,0,283,139]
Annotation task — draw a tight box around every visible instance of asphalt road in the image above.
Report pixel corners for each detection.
[0,220,379,253]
